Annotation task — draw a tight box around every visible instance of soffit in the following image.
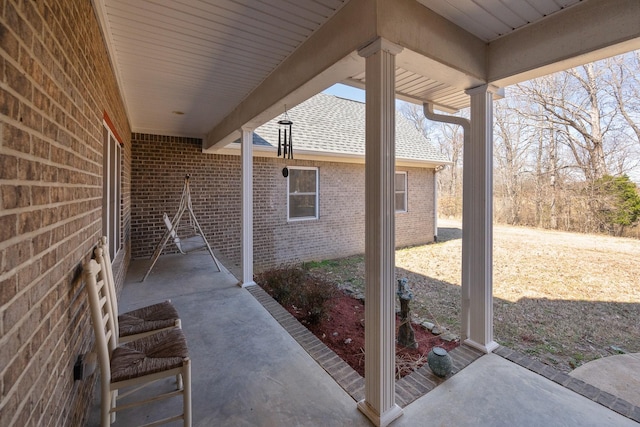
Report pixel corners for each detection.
[415,0,583,42]
[347,66,474,113]
[92,0,638,143]
[92,0,349,137]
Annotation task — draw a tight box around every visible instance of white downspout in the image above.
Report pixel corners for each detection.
[423,103,470,142]
[423,103,471,342]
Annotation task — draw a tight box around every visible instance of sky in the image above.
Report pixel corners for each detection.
[322,83,365,102]
[322,83,412,111]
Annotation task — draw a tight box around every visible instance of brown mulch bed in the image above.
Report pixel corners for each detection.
[285,290,458,378]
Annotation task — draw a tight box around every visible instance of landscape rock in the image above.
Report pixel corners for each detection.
[421,321,435,331]
[431,325,447,335]
[440,333,458,342]
[610,345,627,354]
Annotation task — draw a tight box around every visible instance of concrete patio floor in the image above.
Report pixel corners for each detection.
[88,251,639,426]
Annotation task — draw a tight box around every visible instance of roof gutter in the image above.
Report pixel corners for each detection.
[214,142,450,168]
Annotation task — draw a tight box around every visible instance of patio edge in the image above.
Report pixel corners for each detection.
[494,346,640,423]
[246,285,483,406]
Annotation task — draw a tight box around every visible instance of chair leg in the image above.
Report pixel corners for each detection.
[177,373,183,391]
[176,319,183,389]
[183,359,192,427]
[110,390,117,424]
[101,383,112,427]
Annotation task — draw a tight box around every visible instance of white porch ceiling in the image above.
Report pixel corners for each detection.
[417,0,583,42]
[91,0,640,143]
[93,0,349,137]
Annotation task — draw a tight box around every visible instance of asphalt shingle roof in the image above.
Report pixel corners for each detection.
[250,93,448,164]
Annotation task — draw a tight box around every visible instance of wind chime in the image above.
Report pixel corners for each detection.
[277,106,293,160]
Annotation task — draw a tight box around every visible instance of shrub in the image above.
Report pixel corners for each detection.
[297,275,339,325]
[592,175,640,236]
[255,263,306,307]
[256,264,338,325]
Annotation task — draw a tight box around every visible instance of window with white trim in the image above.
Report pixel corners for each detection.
[395,171,407,213]
[102,123,122,259]
[287,167,318,220]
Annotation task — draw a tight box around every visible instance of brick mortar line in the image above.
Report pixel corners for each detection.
[494,346,640,422]
[2,11,101,142]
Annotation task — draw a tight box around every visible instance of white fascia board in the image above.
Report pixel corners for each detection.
[212,144,450,168]
[91,0,131,121]
[488,0,640,87]
[204,0,492,152]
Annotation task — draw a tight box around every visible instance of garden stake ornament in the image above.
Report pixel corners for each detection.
[397,278,418,349]
[278,106,293,159]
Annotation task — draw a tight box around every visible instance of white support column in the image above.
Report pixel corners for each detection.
[433,169,438,242]
[462,85,499,353]
[240,128,256,287]
[357,38,403,427]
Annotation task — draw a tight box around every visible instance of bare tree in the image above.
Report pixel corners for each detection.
[437,121,464,198]
[608,52,640,144]
[517,66,612,184]
[604,52,640,177]
[493,97,535,224]
[399,51,640,233]
[400,103,465,216]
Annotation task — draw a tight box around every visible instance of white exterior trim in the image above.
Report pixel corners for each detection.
[357,38,403,427]
[241,128,256,288]
[102,121,122,261]
[462,84,499,353]
[213,143,450,169]
[395,171,407,213]
[286,166,319,222]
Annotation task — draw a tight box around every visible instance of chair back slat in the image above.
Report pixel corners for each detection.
[84,258,118,382]
[85,249,192,426]
[95,237,119,339]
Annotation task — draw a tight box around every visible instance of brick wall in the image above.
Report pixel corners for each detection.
[0,1,131,426]
[253,159,435,268]
[131,135,435,273]
[131,134,242,269]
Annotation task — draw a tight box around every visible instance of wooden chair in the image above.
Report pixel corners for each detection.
[83,258,192,427]
[95,237,180,342]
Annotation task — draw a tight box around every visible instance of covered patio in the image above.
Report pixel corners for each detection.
[92,1,639,424]
[2,0,640,426]
[89,251,638,426]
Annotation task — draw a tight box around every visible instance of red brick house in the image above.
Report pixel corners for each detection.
[131,93,448,272]
[1,0,637,425]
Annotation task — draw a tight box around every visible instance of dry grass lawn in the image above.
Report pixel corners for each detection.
[306,219,640,373]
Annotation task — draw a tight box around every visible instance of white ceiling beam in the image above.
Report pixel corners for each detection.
[204,0,492,150]
[376,0,487,83]
[203,0,375,151]
[488,0,640,86]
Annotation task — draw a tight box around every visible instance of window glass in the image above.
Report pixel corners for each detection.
[288,167,318,220]
[395,172,407,213]
[103,123,122,259]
